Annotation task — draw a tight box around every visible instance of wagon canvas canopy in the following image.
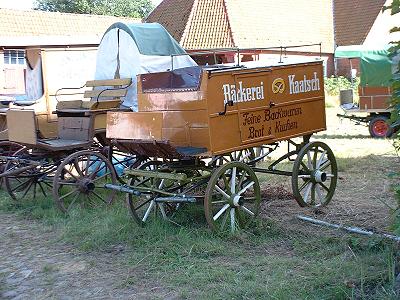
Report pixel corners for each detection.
[334,45,395,87]
[95,22,197,109]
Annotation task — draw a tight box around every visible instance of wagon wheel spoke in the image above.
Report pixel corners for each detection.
[315,184,324,205]
[312,147,318,170]
[92,171,112,182]
[298,179,311,192]
[10,179,31,193]
[319,160,331,171]
[62,166,79,181]
[59,188,80,201]
[240,205,255,216]
[20,180,34,200]
[73,159,84,177]
[316,150,327,169]
[302,182,313,203]
[237,181,255,196]
[67,192,81,211]
[220,210,229,230]
[38,182,47,197]
[300,161,310,172]
[213,203,230,221]
[230,167,237,194]
[306,150,313,170]
[33,183,37,199]
[91,190,108,204]
[214,185,230,200]
[319,182,330,193]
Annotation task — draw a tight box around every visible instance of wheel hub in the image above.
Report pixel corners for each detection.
[313,170,327,183]
[231,194,244,207]
[78,178,95,193]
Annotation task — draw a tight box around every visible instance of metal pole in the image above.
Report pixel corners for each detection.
[297,215,400,242]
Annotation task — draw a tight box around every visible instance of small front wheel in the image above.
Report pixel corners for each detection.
[292,141,337,207]
[204,161,261,233]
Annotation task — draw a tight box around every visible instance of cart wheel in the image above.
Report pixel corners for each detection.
[53,150,117,213]
[126,160,179,226]
[292,141,337,207]
[0,141,24,187]
[3,148,53,201]
[204,161,261,233]
[368,116,393,138]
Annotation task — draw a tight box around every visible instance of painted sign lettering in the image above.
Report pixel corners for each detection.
[222,81,264,104]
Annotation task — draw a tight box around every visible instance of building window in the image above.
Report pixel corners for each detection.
[4,50,25,65]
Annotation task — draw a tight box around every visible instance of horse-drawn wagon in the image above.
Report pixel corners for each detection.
[105,58,338,232]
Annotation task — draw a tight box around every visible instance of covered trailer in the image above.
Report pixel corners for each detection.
[94,22,197,110]
[335,45,398,137]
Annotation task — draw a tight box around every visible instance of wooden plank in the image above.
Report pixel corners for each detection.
[84,89,127,99]
[82,99,121,110]
[56,100,83,110]
[7,110,37,145]
[85,78,132,87]
[106,111,163,140]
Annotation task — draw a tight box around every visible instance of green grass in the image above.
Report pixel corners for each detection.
[0,191,399,299]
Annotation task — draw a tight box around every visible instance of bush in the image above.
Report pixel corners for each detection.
[324,76,360,96]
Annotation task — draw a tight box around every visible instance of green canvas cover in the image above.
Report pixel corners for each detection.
[102,22,187,56]
[335,45,392,87]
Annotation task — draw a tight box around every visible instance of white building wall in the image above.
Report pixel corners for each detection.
[364,0,400,46]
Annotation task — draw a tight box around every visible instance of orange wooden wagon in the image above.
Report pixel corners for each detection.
[103,58,338,232]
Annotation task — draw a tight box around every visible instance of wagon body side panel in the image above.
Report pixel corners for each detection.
[206,62,326,155]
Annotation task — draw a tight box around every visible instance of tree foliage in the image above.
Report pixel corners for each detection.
[383,1,400,137]
[34,0,154,19]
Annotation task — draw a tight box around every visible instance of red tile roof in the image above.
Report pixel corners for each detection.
[147,0,196,43]
[181,0,234,49]
[147,0,335,53]
[0,8,140,40]
[334,0,386,46]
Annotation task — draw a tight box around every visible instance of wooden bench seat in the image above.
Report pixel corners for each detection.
[55,78,132,112]
[7,78,132,151]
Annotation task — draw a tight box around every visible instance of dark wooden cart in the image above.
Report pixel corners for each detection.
[1,78,134,212]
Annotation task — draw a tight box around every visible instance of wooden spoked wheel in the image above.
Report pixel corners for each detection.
[292,141,337,207]
[126,160,180,226]
[52,150,117,213]
[204,161,261,233]
[3,148,53,201]
[0,141,24,186]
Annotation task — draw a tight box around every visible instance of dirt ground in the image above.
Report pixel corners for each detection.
[0,106,399,299]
